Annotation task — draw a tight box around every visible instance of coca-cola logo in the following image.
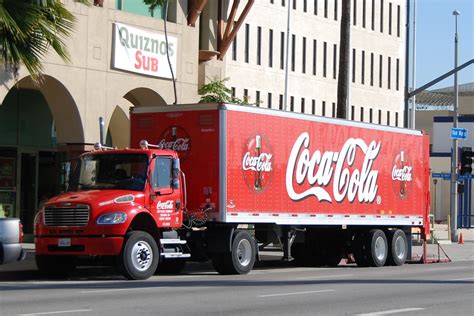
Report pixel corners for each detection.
[156,200,174,210]
[158,126,191,160]
[286,133,381,203]
[392,150,413,199]
[242,133,274,192]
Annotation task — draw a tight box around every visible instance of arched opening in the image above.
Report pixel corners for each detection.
[108,106,130,149]
[0,75,82,238]
[124,87,167,107]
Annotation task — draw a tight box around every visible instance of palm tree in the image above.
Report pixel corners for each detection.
[0,0,89,82]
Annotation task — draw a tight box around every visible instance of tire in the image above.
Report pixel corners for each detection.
[213,230,256,275]
[119,231,159,280]
[36,255,76,278]
[386,229,408,266]
[367,229,388,267]
[157,259,187,275]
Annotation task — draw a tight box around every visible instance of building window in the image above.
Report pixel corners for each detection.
[332,102,336,117]
[371,0,375,30]
[379,54,383,88]
[396,58,400,91]
[323,42,327,77]
[387,56,391,89]
[290,96,294,112]
[324,0,328,18]
[256,91,260,106]
[245,23,250,63]
[353,0,357,25]
[322,101,326,116]
[268,93,272,109]
[280,32,285,69]
[380,0,384,33]
[312,99,316,114]
[302,37,307,74]
[115,0,165,19]
[362,0,366,28]
[269,29,273,67]
[293,0,296,10]
[388,3,392,35]
[361,50,365,84]
[301,98,305,113]
[291,34,296,71]
[369,108,373,123]
[243,89,248,102]
[360,106,364,121]
[397,5,401,37]
[232,34,237,61]
[313,39,317,75]
[282,0,285,6]
[257,26,262,65]
[378,109,382,124]
[334,0,338,20]
[304,0,307,12]
[351,105,355,120]
[314,0,318,15]
[370,52,374,86]
[333,44,337,79]
[395,112,399,126]
[231,87,236,97]
[386,110,390,125]
[352,48,356,83]
[279,94,283,110]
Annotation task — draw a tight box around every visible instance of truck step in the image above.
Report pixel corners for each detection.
[160,238,187,245]
[161,252,191,259]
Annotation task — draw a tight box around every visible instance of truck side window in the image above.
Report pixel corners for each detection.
[152,157,172,189]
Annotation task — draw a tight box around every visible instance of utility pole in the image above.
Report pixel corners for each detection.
[449,10,460,242]
[336,0,351,119]
[283,0,291,111]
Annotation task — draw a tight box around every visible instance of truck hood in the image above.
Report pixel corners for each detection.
[46,190,144,208]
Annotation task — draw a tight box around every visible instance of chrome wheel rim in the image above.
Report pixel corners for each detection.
[394,236,406,260]
[131,240,153,272]
[374,236,386,261]
[236,239,252,267]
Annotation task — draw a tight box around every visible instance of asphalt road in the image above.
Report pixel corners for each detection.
[1,258,473,316]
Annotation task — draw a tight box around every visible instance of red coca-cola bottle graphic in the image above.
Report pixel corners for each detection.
[171,127,177,144]
[399,151,406,198]
[254,135,263,190]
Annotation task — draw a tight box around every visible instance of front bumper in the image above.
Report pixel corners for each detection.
[35,236,124,256]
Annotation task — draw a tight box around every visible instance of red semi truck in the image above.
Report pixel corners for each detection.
[34,104,430,279]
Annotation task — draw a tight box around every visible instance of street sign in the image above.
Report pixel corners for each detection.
[459,174,474,180]
[451,128,468,140]
[432,172,451,180]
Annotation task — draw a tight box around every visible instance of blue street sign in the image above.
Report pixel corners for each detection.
[459,174,474,180]
[432,172,451,180]
[451,128,468,140]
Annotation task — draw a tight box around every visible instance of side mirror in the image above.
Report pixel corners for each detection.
[171,158,180,189]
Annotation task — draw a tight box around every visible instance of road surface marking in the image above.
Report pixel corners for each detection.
[258,289,335,298]
[428,267,471,272]
[355,307,425,315]
[18,309,92,316]
[447,277,474,281]
[293,273,353,280]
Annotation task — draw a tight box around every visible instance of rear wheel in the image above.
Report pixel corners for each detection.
[386,229,408,266]
[367,229,388,267]
[119,231,159,280]
[36,255,76,278]
[212,230,256,275]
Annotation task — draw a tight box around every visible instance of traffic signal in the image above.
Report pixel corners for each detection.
[460,147,473,175]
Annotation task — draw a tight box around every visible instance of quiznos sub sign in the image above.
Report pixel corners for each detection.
[113,22,177,79]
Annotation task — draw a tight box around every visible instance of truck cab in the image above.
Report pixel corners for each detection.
[34,142,189,279]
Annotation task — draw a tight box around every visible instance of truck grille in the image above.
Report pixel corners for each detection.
[44,205,90,227]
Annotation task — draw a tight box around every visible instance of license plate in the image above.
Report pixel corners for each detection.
[58,238,71,247]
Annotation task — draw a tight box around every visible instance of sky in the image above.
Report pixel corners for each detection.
[413,0,474,90]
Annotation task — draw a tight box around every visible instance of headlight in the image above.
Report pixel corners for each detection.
[97,212,127,225]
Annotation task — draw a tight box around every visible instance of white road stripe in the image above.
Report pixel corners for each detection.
[293,274,354,280]
[447,277,474,281]
[18,309,92,316]
[355,307,425,315]
[258,289,335,298]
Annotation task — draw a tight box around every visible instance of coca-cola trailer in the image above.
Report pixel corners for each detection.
[35,103,430,279]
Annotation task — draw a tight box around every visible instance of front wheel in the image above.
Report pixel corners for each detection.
[119,231,159,280]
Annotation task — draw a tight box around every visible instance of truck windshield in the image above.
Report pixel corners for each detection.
[68,153,148,192]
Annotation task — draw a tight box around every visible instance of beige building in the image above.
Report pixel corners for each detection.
[201,0,406,126]
[0,0,412,236]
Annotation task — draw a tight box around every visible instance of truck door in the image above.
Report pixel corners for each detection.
[150,156,182,228]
